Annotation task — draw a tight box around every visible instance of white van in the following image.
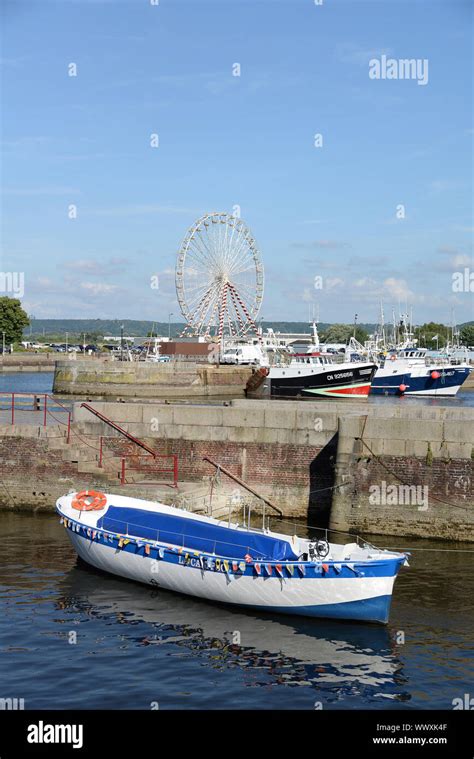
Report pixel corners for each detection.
[220,343,268,366]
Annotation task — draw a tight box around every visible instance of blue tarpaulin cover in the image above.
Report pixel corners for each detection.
[98,506,298,561]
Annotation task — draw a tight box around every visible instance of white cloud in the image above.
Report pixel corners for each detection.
[383,277,416,301]
[89,204,201,218]
[80,282,118,296]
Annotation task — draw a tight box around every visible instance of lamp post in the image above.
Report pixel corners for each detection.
[120,324,124,361]
[353,313,358,339]
[168,312,174,341]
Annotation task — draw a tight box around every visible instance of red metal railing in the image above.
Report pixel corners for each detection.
[0,393,178,488]
[80,402,157,456]
[81,403,178,488]
[119,454,178,488]
[0,393,72,442]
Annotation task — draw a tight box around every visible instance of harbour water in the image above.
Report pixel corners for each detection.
[0,510,473,709]
[0,371,473,709]
[1,371,473,407]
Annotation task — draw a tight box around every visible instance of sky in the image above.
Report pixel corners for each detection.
[1,0,473,327]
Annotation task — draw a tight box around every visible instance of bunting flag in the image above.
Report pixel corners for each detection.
[298,564,306,576]
[232,561,239,573]
[158,548,165,559]
[123,539,130,547]
[145,544,150,555]
[333,563,342,573]
[238,562,246,573]
[215,559,221,571]
[287,564,294,576]
[266,564,273,575]
[244,553,252,563]
[254,563,261,575]
[345,563,361,576]
[118,538,124,548]
[92,531,97,540]
[199,555,206,569]
[59,517,64,525]
[223,560,230,573]
[275,564,283,576]
[322,563,329,573]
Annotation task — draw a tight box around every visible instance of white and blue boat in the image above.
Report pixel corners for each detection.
[57,491,407,624]
[371,348,471,396]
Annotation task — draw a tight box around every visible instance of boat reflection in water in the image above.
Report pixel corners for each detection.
[58,563,410,704]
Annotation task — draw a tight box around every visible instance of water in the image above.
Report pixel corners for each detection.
[0,371,472,407]
[0,372,54,394]
[0,371,472,709]
[0,512,472,710]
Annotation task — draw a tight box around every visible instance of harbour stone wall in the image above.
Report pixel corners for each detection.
[53,359,253,398]
[0,397,473,541]
[331,408,474,541]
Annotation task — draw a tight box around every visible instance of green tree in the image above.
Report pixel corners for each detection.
[413,322,449,348]
[0,297,30,345]
[459,324,474,347]
[321,323,368,345]
[84,331,101,343]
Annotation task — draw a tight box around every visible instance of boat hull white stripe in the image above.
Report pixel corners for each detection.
[70,533,396,609]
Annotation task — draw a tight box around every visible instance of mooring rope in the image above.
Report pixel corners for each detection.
[355,436,472,513]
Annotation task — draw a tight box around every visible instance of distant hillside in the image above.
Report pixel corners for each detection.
[24,318,472,340]
[24,319,377,339]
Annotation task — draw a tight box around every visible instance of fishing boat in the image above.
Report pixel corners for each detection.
[365,309,472,396]
[371,347,471,396]
[247,322,378,399]
[56,490,407,624]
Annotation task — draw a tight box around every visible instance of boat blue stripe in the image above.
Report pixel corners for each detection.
[236,595,394,623]
[61,515,404,579]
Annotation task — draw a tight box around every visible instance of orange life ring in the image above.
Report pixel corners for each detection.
[72,490,107,512]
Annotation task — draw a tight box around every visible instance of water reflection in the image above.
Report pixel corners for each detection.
[2,512,473,709]
[56,562,409,702]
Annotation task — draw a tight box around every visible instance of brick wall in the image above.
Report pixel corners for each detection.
[0,436,82,509]
[101,434,337,521]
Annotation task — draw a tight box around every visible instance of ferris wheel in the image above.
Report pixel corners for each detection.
[175,212,264,339]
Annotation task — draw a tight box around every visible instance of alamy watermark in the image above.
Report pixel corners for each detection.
[0,697,25,710]
[452,268,473,293]
[369,481,429,511]
[452,693,474,710]
[0,271,25,298]
[369,55,429,86]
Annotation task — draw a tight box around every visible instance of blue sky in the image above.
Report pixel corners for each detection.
[1,0,473,325]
